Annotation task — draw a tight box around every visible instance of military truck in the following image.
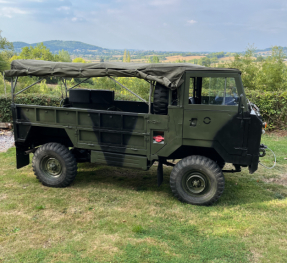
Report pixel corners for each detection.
[5,60,267,206]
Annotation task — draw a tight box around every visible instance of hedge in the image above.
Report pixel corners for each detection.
[245,90,287,130]
[0,94,61,123]
[0,91,286,130]
[0,93,138,123]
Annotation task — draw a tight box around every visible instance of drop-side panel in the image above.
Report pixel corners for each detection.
[76,110,148,152]
[14,105,149,156]
[17,107,36,122]
[56,111,76,125]
[36,109,55,123]
[91,151,148,170]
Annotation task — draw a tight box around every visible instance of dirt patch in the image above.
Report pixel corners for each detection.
[0,129,14,152]
[164,55,206,62]
[266,130,287,137]
[263,174,287,186]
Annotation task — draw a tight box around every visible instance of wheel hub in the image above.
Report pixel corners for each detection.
[42,157,62,177]
[185,174,206,194]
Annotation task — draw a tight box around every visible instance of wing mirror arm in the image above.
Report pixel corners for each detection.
[238,94,244,115]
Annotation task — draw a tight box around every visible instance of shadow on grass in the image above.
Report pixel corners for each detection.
[72,163,277,207]
[74,163,170,193]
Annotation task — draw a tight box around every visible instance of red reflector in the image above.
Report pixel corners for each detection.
[153,135,164,143]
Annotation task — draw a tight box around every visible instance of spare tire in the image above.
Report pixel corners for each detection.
[153,83,169,115]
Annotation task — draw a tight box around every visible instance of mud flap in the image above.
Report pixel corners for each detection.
[248,155,259,174]
[16,147,29,169]
[157,160,163,187]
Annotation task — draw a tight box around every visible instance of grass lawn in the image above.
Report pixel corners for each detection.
[0,134,287,262]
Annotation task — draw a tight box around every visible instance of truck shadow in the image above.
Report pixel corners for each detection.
[73,163,279,207]
[74,163,172,193]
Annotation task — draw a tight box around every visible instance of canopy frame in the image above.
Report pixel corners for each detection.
[68,77,91,91]
[5,60,238,90]
[10,75,156,112]
[108,76,147,104]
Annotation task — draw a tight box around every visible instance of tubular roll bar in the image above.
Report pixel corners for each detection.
[15,78,44,96]
[11,76,156,113]
[68,77,91,91]
[108,76,148,104]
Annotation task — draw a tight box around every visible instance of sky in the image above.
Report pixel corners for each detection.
[0,0,286,52]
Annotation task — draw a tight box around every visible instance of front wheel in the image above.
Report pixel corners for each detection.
[32,143,77,187]
[170,156,225,206]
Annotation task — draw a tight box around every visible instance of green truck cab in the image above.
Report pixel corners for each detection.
[5,60,266,205]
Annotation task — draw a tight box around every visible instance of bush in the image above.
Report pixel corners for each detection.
[0,92,139,123]
[246,90,287,130]
[1,90,286,131]
[0,94,61,123]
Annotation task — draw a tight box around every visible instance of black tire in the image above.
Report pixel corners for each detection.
[170,155,225,206]
[32,143,77,187]
[153,83,168,115]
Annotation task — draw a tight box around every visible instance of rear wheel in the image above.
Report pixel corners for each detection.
[170,156,225,206]
[32,143,77,187]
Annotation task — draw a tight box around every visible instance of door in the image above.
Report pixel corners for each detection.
[183,72,246,156]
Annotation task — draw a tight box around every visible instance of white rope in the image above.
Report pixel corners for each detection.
[259,146,276,169]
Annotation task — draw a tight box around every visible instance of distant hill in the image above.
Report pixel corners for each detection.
[256,46,287,52]
[13,40,114,55]
[12,40,287,60]
[11,40,200,59]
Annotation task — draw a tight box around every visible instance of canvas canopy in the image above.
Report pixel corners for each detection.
[5,60,241,89]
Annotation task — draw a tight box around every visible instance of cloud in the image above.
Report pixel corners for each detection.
[1,0,287,52]
[0,7,28,18]
[56,6,70,11]
[187,20,197,25]
[106,9,122,14]
[149,0,179,6]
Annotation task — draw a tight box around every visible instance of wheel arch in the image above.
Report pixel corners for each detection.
[164,145,224,164]
[25,126,74,148]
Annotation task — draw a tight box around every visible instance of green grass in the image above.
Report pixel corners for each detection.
[0,134,287,262]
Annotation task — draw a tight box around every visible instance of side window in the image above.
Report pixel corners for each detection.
[188,77,195,104]
[201,77,238,106]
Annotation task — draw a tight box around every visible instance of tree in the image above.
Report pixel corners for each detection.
[227,45,258,90]
[123,50,127,62]
[0,30,13,50]
[258,46,287,91]
[56,50,72,62]
[225,45,287,91]
[199,57,211,67]
[72,57,86,63]
[15,43,55,61]
[152,56,159,63]
[127,51,131,62]
[256,56,265,62]
[0,30,14,71]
